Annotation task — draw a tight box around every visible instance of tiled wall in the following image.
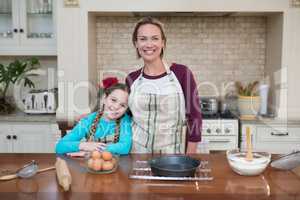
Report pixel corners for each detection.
[96,16,266,96]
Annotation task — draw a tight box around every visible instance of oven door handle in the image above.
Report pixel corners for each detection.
[208,139,231,143]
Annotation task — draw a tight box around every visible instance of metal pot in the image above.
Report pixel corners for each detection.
[149,155,200,177]
[200,97,219,115]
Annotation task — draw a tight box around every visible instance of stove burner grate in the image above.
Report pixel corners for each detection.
[129,160,213,181]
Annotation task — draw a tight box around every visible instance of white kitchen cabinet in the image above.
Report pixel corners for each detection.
[0,0,56,55]
[0,124,13,152]
[241,122,300,154]
[0,122,58,153]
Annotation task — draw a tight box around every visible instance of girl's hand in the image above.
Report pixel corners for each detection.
[79,142,107,152]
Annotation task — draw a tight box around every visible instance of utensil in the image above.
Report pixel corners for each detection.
[271,150,300,170]
[0,160,55,181]
[245,127,253,161]
[55,158,72,191]
[149,155,200,177]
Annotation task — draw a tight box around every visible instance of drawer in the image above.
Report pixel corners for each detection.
[257,126,300,142]
[204,136,238,151]
[12,124,50,134]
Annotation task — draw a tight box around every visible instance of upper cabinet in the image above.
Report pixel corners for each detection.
[0,0,56,55]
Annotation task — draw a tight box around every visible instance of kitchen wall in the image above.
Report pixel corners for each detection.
[96,16,266,97]
[57,0,300,120]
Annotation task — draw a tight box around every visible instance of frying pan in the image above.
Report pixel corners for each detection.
[149,155,200,177]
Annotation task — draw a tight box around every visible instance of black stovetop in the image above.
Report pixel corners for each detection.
[202,111,238,119]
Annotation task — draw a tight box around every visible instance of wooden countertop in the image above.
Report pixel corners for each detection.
[0,153,299,200]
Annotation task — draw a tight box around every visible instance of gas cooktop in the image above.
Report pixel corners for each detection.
[202,111,239,119]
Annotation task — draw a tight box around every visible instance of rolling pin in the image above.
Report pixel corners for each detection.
[55,157,72,191]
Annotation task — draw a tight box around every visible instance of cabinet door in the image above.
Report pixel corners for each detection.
[0,0,19,46]
[12,123,54,153]
[0,124,13,153]
[19,0,56,49]
[0,0,56,55]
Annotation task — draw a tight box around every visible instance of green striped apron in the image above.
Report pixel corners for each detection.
[128,61,186,154]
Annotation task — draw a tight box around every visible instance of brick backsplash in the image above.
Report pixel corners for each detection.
[290,0,300,7]
[96,16,266,97]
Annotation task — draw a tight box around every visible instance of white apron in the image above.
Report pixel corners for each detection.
[128,62,186,154]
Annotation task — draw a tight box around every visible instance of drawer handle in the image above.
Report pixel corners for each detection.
[270,132,289,136]
[209,140,231,143]
[6,135,11,140]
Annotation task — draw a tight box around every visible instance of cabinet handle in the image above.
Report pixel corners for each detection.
[12,135,17,140]
[6,135,11,140]
[270,132,289,136]
[19,29,24,33]
[13,28,18,33]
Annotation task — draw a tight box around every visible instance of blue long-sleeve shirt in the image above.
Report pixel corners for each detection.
[55,112,132,155]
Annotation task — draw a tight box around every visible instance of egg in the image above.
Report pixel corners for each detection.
[92,159,103,171]
[91,150,101,160]
[102,151,113,161]
[87,158,94,169]
[102,161,114,171]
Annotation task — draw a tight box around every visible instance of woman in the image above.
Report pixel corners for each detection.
[126,17,202,154]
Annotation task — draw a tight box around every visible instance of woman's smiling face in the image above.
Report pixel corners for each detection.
[135,24,165,63]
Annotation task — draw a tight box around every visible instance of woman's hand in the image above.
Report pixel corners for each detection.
[186,142,198,154]
[79,142,107,152]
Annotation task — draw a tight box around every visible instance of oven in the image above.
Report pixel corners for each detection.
[197,111,239,153]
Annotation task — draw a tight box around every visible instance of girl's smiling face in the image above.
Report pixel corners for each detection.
[135,24,165,63]
[103,89,128,120]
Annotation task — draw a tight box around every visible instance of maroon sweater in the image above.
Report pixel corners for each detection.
[126,63,202,142]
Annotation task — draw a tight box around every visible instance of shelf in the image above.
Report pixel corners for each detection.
[0,12,12,15]
[27,32,54,39]
[27,12,52,16]
[0,32,13,38]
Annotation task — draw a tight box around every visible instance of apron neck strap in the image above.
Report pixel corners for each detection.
[139,59,171,78]
[162,60,171,75]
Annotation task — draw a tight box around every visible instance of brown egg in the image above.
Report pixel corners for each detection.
[102,151,113,161]
[92,159,103,171]
[102,161,114,171]
[91,150,101,160]
[87,158,94,169]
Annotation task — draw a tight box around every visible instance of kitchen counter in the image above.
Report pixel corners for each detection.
[0,153,299,200]
[0,111,56,122]
[240,116,300,125]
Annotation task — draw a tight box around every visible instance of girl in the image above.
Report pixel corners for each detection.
[55,79,132,155]
[126,17,202,154]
